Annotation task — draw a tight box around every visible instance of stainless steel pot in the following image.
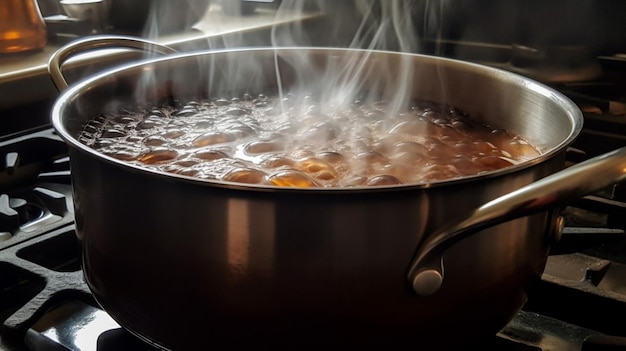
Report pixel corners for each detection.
[48,36,626,350]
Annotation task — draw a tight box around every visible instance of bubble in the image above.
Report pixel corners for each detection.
[112,116,137,125]
[363,109,386,121]
[194,120,214,129]
[260,155,295,168]
[161,164,184,174]
[123,134,141,142]
[472,140,499,154]
[100,129,127,138]
[143,135,168,146]
[388,119,429,136]
[304,104,321,115]
[138,148,179,164]
[92,138,115,148]
[240,116,260,128]
[227,124,257,139]
[451,156,479,175]
[215,98,231,106]
[450,120,469,130]
[422,164,460,182]
[350,126,373,145]
[448,106,467,118]
[226,108,251,117]
[244,140,284,154]
[189,157,245,179]
[301,121,340,142]
[368,138,392,155]
[315,170,336,181]
[366,175,402,186]
[192,132,235,147]
[343,175,368,187]
[390,151,425,167]
[83,124,99,134]
[177,168,200,177]
[473,155,514,170]
[422,137,453,155]
[174,108,198,117]
[422,109,444,120]
[222,168,267,184]
[144,109,166,118]
[355,151,388,165]
[274,121,298,134]
[393,141,429,154]
[268,170,320,188]
[292,148,316,160]
[432,118,451,127]
[102,147,141,161]
[317,151,345,163]
[191,149,230,161]
[161,129,185,139]
[137,120,163,130]
[294,157,337,182]
[506,138,540,159]
[172,160,199,168]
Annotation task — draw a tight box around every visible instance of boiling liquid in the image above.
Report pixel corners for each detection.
[78,94,541,188]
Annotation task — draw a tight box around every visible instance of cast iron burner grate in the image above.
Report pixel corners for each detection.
[0,127,74,250]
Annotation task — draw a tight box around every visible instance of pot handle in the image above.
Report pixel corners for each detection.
[48,35,178,92]
[408,146,626,296]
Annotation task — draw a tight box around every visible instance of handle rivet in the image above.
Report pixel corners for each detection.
[412,269,443,296]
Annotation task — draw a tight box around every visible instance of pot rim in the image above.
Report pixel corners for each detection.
[51,47,583,194]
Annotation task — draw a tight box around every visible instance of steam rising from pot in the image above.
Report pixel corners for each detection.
[133,0,439,119]
[76,1,548,188]
[111,0,485,186]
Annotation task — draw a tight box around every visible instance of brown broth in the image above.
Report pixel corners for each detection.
[78,94,541,187]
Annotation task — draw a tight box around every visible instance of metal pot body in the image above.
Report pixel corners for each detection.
[52,48,581,349]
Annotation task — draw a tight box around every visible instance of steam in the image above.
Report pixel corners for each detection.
[131,0,450,129]
[264,0,425,117]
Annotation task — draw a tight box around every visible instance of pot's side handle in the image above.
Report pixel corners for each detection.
[48,35,178,92]
[409,147,626,296]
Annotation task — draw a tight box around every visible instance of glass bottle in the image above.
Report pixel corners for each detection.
[0,0,47,54]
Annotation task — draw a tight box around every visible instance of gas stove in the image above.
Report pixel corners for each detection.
[1,2,626,350]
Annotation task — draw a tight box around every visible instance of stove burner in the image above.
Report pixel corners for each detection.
[0,195,43,233]
[0,128,74,250]
[0,226,94,350]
